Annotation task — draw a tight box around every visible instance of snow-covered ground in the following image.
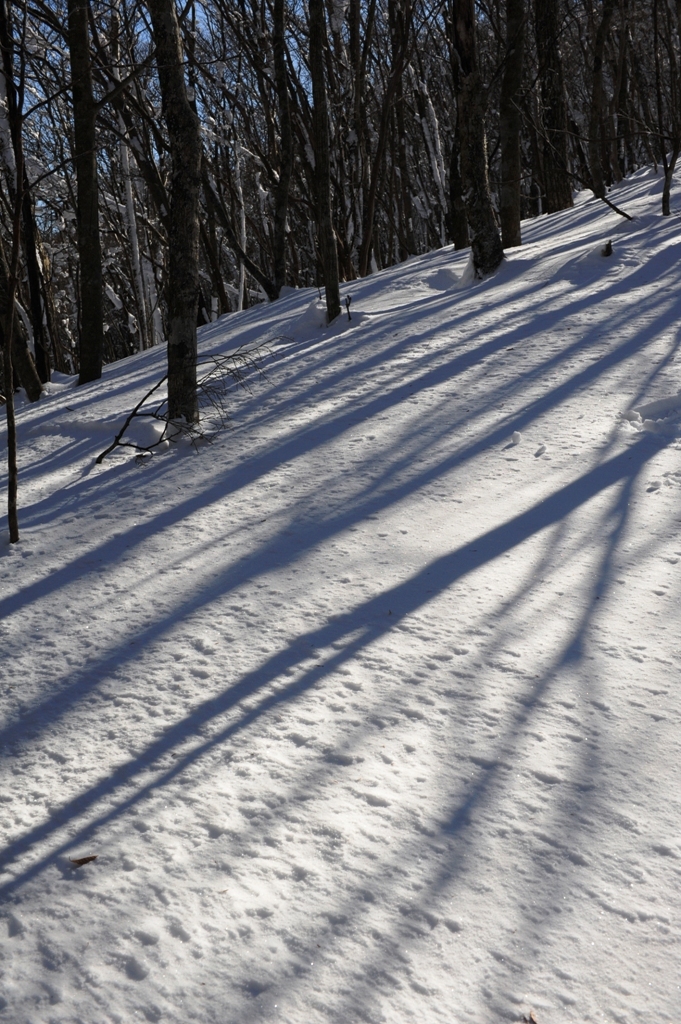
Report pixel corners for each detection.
[1,168,680,1024]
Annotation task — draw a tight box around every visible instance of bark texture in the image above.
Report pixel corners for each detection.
[0,1,43,398]
[448,125,469,248]
[588,0,616,199]
[347,0,374,274]
[272,0,293,296]
[1,321,18,541]
[358,0,412,276]
[309,0,341,321]
[534,0,573,212]
[499,0,525,247]
[67,0,104,385]
[392,0,414,259]
[453,0,503,276]
[655,0,680,216]
[147,0,201,422]
[447,26,469,249]
[0,237,41,401]
[22,178,50,382]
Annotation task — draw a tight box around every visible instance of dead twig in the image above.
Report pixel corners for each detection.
[95,344,268,464]
[95,373,168,464]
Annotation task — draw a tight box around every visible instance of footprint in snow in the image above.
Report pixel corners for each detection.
[124,955,149,980]
[192,637,217,655]
[288,732,310,747]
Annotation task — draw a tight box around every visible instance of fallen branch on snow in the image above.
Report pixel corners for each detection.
[95,346,268,465]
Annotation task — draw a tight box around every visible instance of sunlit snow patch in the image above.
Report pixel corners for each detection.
[43,371,78,395]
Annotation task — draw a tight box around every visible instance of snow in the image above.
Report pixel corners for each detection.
[1,168,681,1024]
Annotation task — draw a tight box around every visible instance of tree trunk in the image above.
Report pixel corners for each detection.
[661,143,680,216]
[448,123,469,248]
[67,0,104,385]
[110,8,148,350]
[233,141,247,310]
[1,343,17,541]
[588,0,616,200]
[453,0,503,276]
[22,176,50,382]
[654,0,681,216]
[0,3,42,400]
[499,0,525,247]
[347,0,375,272]
[0,1,41,403]
[0,239,41,402]
[447,16,469,249]
[607,24,627,184]
[146,0,201,422]
[309,0,341,321]
[395,70,414,259]
[358,0,412,276]
[394,11,415,258]
[0,0,28,543]
[411,63,447,246]
[200,219,230,313]
[1,260,17,549]
[534,0,573,212]
[272,0,293,296]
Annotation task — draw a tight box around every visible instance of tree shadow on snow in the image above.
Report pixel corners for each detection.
[0,430,667,913]
[0,227,679,1017]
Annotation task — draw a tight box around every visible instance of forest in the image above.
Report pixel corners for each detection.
[0,0,679,424]
[1,1,680,1017]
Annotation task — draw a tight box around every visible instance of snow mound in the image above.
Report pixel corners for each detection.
[122,416,170,449]
[425,266,460,290]
[289,295,372,340]
[623,391,681,434]
[292,297,328,335]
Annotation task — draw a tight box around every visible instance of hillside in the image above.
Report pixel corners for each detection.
[1,167,680,1024]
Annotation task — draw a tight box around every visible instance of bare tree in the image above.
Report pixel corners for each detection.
[0,0,31,543]
[146,0,202,422]
[452,0,504,275]
[357,0,413,276]
[534,0,573,212]
[0,0,42,403]
[0,0,667,390]
[588,0,617,200]
[499,0,525,247]
[272,0,293,295]
[309,0,340,321]
[653,0,681,215]
[67,0,104,384]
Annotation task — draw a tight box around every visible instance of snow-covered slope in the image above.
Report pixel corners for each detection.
[1,168,680,1024]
